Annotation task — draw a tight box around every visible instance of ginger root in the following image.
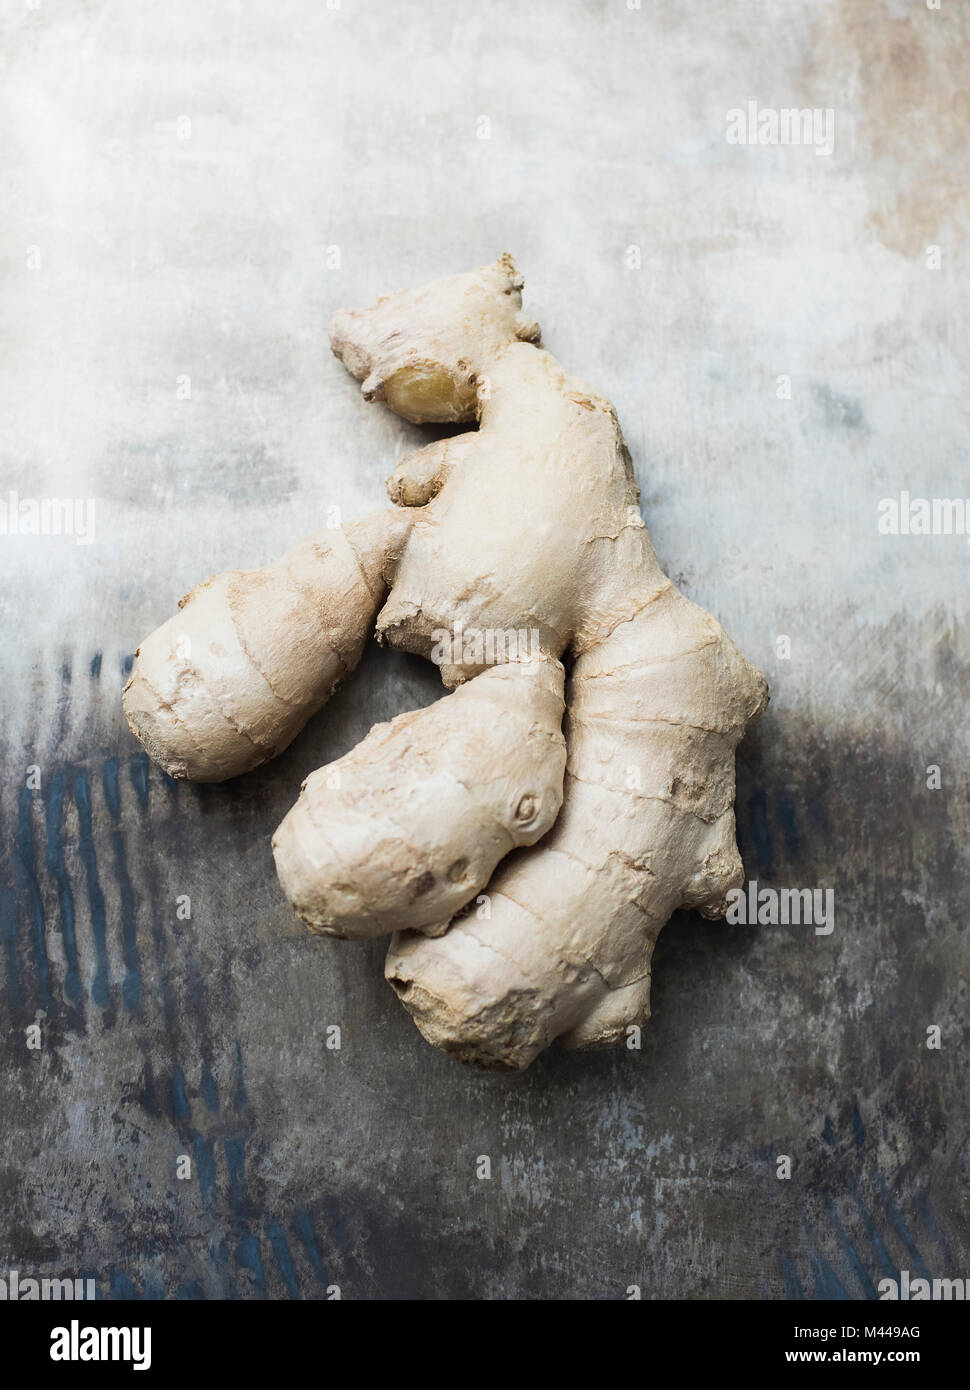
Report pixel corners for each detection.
[124,256,768,1069]
[123,510,410,781]
[272,659,566,940]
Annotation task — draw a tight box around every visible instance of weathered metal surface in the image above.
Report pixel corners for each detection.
[1,0,967,1299]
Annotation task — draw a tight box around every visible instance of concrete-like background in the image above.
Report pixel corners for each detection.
[1,0,967,1299]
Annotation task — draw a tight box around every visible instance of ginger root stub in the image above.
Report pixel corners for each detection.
[124,256,768,1069]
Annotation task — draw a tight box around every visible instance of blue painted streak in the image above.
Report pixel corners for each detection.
[293,1210,329,1287]
[102,758,141,1013]
[225,1137,267,1297]
[17,785,51,1005]
[45,770,82,1006]
[73,771,110,1009]
[267,1222,301,1299]
[1,887,20,1005]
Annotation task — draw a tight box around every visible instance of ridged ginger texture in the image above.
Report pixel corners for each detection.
[123,254,768,1070]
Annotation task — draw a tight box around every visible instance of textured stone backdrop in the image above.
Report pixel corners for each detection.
[0,0,967,1299]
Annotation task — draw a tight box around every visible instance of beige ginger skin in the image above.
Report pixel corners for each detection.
[123,255,768,1070]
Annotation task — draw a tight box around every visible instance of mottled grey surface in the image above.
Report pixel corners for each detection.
[1,0,968,1300]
